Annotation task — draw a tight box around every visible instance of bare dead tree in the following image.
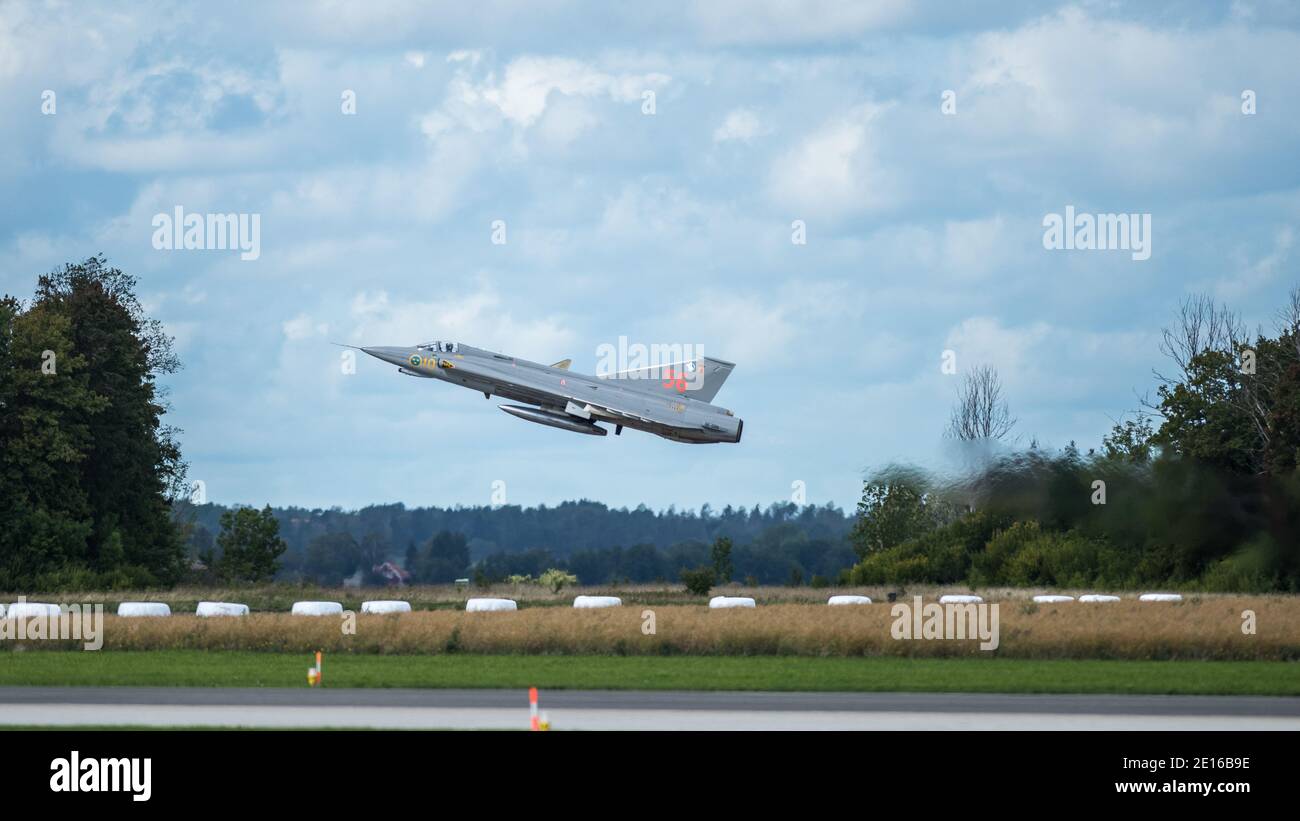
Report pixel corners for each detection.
[1153,293,1245,387]
[1238,285,1300,462]
[1277,285,1300,355]
[946,365,1016,441]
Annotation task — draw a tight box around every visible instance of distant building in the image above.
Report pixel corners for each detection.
[372,562,411,586]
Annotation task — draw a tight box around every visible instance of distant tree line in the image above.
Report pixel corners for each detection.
[176,499,855,586]
[476,525,852,587]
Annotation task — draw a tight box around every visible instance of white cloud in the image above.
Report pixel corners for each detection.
[953,7,1300,188]
[945,316,1053,391]
[283,313,328,340]
[713,108,768,143]
[535,95,600,146]
[346,286,577,359]
[269,132,482,224]
[597,182,711,241]
[766,103,896,218]
[1216,225,1295,300]
[943,316,1150,403]
[421,53,671,140]
[690,0,912,44]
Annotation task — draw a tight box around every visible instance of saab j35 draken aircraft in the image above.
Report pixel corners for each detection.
[350,341,742,444]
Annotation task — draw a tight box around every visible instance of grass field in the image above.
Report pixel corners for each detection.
[0,651,1296,694]
[8,582,1288,611]
[4,596,1297,660]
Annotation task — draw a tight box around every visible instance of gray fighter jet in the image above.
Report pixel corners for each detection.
[352,341,742,443]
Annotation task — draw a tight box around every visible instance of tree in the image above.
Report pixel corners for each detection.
[539,567,577,594]
[2,256,188,586]
[946,365,1015,441]
[1102,416,1156,464]
[359,532,389,584]
[1151,349,1260,473]
[1154,293,1245,387]
[0,296,104,587]
[410,530,470,583]
[850,470,949,560]
[1142,291,1300,475]
[303,532,361,586]
[215,505,286,583]
[680,566,714,596]
[710,535,733,583]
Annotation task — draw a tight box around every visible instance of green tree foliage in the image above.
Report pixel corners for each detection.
[849,510,1011,585]
[176,499,855,573]
[1152,349,1262,473]
[850,469,952,561]
[477,527,856,587]
[539,567,578,593]
[845,289,1300,593]
[710,535,733,582]
[680,566,714,596]
[408,530,470,583]
[302,532,361,586]
[343,533,392,585]
[215,505,287,583]
[0,258,185,589]
[1102,416,1155,464]
[1148,292,1300,476]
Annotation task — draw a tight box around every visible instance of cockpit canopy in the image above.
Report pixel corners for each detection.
[417,341,458,353]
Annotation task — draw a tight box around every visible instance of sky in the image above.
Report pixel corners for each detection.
[1,0,1298,514]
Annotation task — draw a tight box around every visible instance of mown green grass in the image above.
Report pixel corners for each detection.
[0,650,1296,694]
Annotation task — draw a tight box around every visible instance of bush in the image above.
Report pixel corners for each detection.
[1200,537,1283,593]
[539,568,578,594]
[847,510,1010,585]
[680,566,715,596]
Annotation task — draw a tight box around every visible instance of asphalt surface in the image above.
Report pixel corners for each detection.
[1,687,1297,730]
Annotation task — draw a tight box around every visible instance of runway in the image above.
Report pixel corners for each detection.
[1,687,1297,730]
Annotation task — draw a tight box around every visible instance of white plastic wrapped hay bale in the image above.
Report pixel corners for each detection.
[1033,595,1075,603]
[6,602,61,618]
[117,602,171,617]
[0,604,5,617]
[573,596,622,608]
[827,595,872,605]
[939,594,983,604]
[291,601,343,616]
[196,601,249,617]
[708,596,756,609]
[465,598,517,612]
[1078,594,1121,603]
[361,600,411,614]
[1139,593,1183,602]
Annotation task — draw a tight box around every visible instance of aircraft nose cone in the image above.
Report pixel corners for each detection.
[361,346,416,367]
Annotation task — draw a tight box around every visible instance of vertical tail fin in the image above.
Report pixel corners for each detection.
[602,356,735,403]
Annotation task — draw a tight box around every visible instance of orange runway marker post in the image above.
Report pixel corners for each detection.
[308,651,322,687]
[529,687,539,731]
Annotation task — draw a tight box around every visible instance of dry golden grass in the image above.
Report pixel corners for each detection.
[10,595,1300,660]
[9,582,1277,608]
